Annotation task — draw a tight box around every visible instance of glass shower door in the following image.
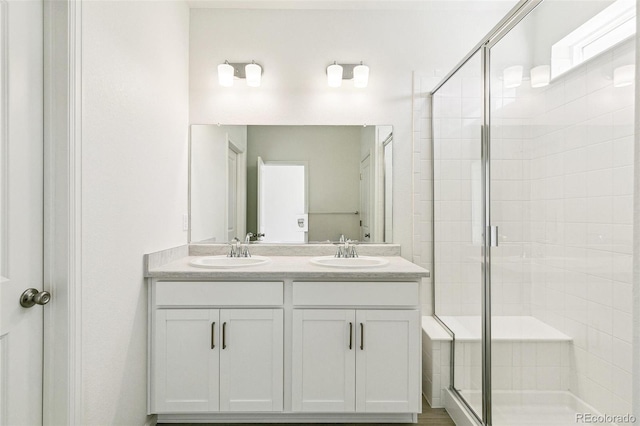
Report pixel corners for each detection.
[488,1,636,424]
[433,49,484,421]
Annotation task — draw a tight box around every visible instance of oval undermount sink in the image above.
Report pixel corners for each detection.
[310,256,389,268]
[189,255,270,269]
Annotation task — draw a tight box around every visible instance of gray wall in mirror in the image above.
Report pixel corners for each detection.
[189,124,393,244]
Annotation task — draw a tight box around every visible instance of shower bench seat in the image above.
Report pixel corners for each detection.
[422,315,572,409]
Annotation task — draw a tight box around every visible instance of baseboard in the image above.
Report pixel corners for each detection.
[157,412,415,423]
[144,414,158,426]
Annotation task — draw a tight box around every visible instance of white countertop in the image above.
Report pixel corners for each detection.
[146,255,429,280]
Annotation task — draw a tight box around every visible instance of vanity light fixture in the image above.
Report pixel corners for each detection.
[353,62,370,88]
[245,61,262,87]
[503,65,523,89]
[530,65,550,88]
[218,61,235,87]
[217,60,264,87]
[327,62,344,87]
[613,64,635,87]
[327,61,369,88]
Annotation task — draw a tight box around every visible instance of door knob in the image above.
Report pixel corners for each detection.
[364,233,370,238]
[20,288,51,308]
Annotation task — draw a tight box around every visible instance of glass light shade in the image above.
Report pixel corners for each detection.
[530,65,550,88]
[503,65,523,89]
[353,64,369,88]
[327,63,343,87]
[218,63,234,87]
[245,63,262,87]
[614,64,635,87]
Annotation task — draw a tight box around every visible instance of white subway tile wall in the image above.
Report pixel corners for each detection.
[422,328,451,408]
[526,39,635,416]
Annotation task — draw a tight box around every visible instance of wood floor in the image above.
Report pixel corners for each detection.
[160,396,456,426]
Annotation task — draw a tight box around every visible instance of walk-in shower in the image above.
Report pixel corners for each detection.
[432,0,635,424]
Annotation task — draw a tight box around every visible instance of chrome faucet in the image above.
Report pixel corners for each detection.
[228,236,252,258]
[228,237,242,257]
[241,233,253,257]
[335,236,358,258]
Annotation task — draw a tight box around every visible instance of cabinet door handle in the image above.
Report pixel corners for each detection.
[222,322,227,349]
[211,321,215,349]
[349,322,353,350]
[360,323,364,350]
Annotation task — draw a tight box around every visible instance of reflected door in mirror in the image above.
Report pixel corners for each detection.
[228,148,238,242]
[258,158,308,243]
[359,155,371,242]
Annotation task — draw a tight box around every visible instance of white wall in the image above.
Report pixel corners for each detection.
[81,2,189,424]
[190,126,227,242]
[190,125,247,242]
[189,3,518,258]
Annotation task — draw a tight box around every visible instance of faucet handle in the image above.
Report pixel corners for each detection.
[228,237,241,257]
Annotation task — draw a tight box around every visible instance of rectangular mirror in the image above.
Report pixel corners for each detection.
[189,125,393,244]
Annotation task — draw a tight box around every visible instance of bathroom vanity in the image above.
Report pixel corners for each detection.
[145,245,429,423]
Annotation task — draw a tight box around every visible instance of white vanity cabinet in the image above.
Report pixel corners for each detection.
[292,309,356,412]
[145,255,429,424]
[150,281,284,414]
[291,281,421,414]
[154,309,221,412]
[219,309,283,412]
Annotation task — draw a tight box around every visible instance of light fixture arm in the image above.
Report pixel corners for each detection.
[326,62,362,80]
[225,61,264,79]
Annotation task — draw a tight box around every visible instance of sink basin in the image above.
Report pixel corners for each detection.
[189,255,270,269]
[310,256,389,268]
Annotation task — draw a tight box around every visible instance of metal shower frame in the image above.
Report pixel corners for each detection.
[429,0,544,424]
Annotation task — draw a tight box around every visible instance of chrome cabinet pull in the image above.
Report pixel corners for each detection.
[222,322,227,349]
[360,323,364,350]
[211,322,215,349]
[349,322,353,350]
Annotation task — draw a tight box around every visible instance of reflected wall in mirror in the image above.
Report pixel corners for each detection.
[189,125,393,244]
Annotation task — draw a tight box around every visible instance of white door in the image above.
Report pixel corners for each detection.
[219,309,283,411]
[355,310,420,413]
[0,1,45,425]
[292,309,356,412]
[359,155,371,242]
[227,148,238,241]
[257,156,265,239]
[257,159,307,243]
[153,309,220,413]
[383,139,393,242]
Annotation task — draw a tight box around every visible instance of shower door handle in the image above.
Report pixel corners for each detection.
[489,226,499,247]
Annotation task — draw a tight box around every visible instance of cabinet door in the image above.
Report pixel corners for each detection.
[292,309,356,412]
[154,309,219,412]
[355,309,420,412]
[219,309,284,411]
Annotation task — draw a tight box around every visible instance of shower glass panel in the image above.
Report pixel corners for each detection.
[433,50,484,420]
[489,0,635,424]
